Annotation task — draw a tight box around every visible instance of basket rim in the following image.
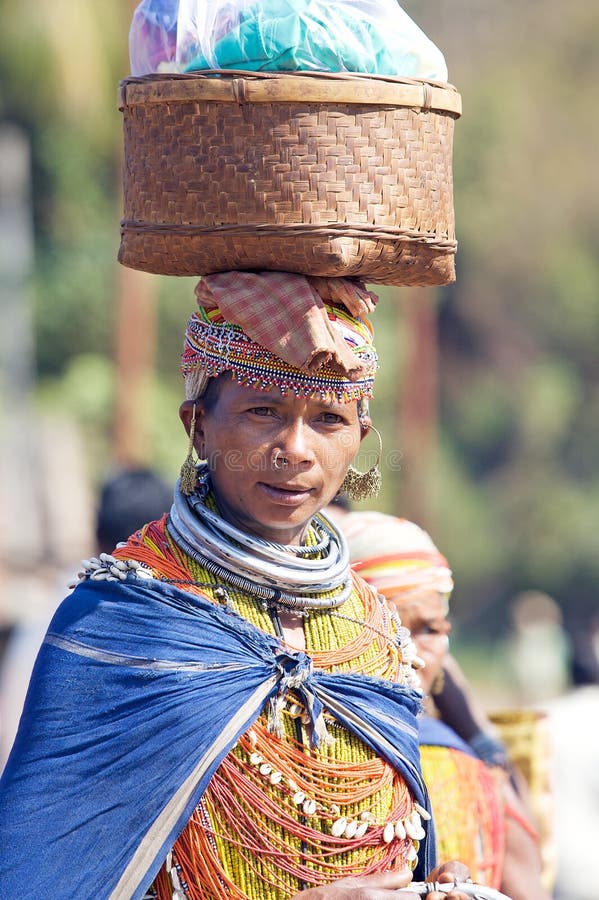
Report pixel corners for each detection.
[118,70,462,116]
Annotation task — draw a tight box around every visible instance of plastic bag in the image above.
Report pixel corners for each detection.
[129,0,448,81]
[129,0,180,75]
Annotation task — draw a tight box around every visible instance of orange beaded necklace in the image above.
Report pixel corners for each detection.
[116,516,422,900]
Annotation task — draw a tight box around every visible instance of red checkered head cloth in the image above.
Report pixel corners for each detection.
[181,272,378,403]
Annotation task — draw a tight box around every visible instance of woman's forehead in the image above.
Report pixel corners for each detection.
[214,377,359,414]
[393,591,448,623]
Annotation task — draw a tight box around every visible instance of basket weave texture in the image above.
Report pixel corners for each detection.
[489,709,556,892]
[118,72,461,285]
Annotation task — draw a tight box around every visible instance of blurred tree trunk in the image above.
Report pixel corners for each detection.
[112,0,157,468]
[0,125,42,570]
[112,266,156,467]
[396,288,439,531]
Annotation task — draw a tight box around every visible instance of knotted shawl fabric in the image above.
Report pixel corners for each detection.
[0,575,434,898]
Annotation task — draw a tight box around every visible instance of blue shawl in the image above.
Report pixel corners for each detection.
[418,715,475,756]
[0,575,435,898]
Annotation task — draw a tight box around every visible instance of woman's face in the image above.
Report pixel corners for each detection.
[390,591,451,694]
[180,378,365,544]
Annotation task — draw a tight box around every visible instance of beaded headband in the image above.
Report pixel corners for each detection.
[181,304,378,404]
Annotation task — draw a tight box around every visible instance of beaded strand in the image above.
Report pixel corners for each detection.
[113,516,425,899]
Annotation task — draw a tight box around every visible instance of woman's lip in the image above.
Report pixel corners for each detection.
[258,482,313,505]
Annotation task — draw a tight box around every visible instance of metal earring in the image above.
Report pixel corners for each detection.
[180,404,199,496]
[431,668,446,696]
[339,424,383,502]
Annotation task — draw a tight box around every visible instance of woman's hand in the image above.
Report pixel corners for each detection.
[291,862,473,899]
[290,868,417,898]
[425,860,472,899]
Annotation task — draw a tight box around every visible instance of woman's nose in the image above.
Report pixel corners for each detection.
[278,420,315,466]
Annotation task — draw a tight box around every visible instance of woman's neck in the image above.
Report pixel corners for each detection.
[211,485,311,547]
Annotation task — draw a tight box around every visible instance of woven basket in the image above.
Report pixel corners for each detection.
[489,709,556,892]
[118,71,461,285]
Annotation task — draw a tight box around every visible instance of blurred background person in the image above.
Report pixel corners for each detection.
[506,590,570,704]
[539,619,599,900]
[341,510,550,900]
[0,466,172,770]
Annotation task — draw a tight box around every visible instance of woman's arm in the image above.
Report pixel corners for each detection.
[500,780,551,900]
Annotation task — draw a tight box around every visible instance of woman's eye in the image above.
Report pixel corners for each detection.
[319,412,344,425]
[249,406,275,417]
[416,625,441,637]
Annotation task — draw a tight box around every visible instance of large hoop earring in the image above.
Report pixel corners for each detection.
[180,404,199,496]
[339,424,383,502]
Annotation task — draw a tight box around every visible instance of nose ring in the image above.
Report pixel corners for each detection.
[273,448,289,469]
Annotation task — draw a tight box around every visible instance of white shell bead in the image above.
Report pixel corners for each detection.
[170,868,182,890]
[395,820,407,840]
[407,843,418,861]
[329,803,340,816]
[414,803,432,821]
[383,822,395,844]
[331,817,348,837]
[356,821,369,838]
[249,753,263,766]
[293,791,306,805]
[303,798,317,816]
[269,771,282,785]
[259,763,272,776]
[404,818,425,841]
[344,820,358,839]
[287,778,299,792]
[136,567,152,579]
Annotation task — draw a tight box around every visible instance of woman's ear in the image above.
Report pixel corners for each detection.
[179,400,206,458]
[359,415,372,442]
[179,400,195,436]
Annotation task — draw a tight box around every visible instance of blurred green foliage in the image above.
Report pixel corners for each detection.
[404,1,599,633]
[1,0,598,638]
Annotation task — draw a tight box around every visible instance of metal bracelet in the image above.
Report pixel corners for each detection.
[398,882,512,900]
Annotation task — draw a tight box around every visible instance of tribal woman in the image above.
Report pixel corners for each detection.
[0,273,469,900]
[342,511,551,900]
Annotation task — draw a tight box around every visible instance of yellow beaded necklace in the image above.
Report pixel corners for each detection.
[116,516,422,900]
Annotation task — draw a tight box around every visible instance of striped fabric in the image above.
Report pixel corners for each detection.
[341,512,454,601]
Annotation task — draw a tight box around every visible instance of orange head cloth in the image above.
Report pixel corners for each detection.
[340,511,453,605]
